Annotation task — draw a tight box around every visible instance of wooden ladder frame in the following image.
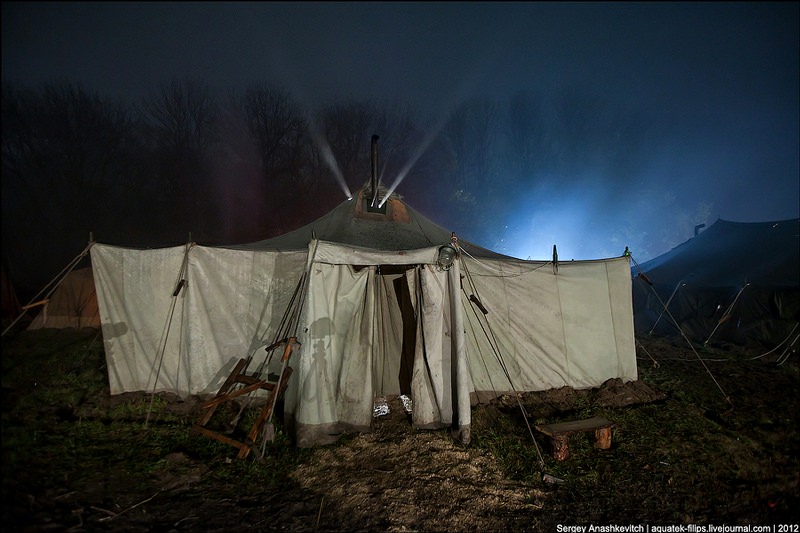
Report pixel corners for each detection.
[191,337,298,459]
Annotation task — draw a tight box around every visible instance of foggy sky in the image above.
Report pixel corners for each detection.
[2,2,798,260]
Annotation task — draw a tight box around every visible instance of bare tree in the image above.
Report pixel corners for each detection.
[551,85,631,175]
[317,100,382,191]
[369,100,421,184]
[140,79,220,241]
[2,81,140,290]
[3,82,136,199]
[231,85,313,197]
[441,96,499,199]
[502,91,549,182]
[430,96,504,247]
[141,78,217,159]
[2,84,36,185]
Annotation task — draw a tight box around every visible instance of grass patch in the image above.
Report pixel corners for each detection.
[470,339,799,526]
[2,330,798,530]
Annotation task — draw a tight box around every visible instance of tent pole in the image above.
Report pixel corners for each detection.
[630,253,732,406]
[748,322,799,363]
[144,240,194,428]
[648,280,685,335]
[703,283,749,347]
[458,247,552,479]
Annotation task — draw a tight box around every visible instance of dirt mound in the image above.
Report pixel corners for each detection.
[290,397,547,532]
[491,378,665,420]
[593,377,666,407]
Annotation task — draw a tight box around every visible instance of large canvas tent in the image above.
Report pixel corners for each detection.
[90,185,637,447]
[633,218,800,348]
[27,266,100,330]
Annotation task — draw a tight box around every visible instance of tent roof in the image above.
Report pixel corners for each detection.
[637,218,800,289]
[227,187,512,260]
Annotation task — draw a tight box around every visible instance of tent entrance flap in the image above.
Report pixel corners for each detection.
[373,266,416,399]
[393,273,415,397]
[289,244,472,447]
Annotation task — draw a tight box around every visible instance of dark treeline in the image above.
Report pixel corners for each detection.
[2,79,710,295]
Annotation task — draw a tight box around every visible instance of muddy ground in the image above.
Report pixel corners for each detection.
[2,329,798,532]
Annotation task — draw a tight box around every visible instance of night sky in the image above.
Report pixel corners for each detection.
[2,2,798,263]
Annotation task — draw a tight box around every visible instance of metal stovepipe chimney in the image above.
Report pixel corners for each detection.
[370,134,379,207]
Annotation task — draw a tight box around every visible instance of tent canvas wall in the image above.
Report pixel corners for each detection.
[27,267,100,330]
[633,218,800,347]
[91,187,637,447]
